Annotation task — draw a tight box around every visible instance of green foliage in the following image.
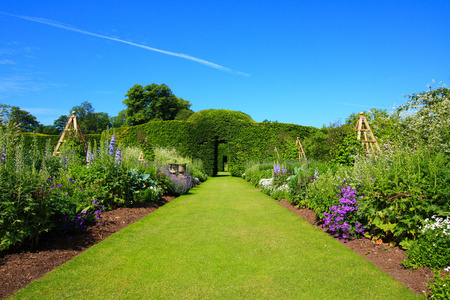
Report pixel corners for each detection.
[123,83,191,125]
[402,216,450,270]
[0,104,41,132]
[303,122,360,164]
[354,147,448,244]
[243,163,273,186]
[427,270,450,299]
[187,109,256,124]
[0,126,161,251]
[346,108,400,147]
[115,109,315,176]
[110,109,127,128]
[174,108,194,121]
[153,146,192,166]
[394,85,450,153]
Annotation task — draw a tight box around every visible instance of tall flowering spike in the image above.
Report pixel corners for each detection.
[109,135,116,155]
[273,163,281,174]
[115,149,122,164]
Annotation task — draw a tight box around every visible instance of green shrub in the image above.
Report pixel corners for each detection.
[427,270,450,299]
[403,216,450,270]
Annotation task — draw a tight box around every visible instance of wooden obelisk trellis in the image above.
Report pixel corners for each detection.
[355,112,381,154]
[138,151,146,163]
[274,147,280,159]
[53,111,87,156]
[296,137,306,160]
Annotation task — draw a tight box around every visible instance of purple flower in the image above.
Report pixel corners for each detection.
[322,186,365,239]
[115,149,121,165]
[109,135,116,155]
[92,199,98,204]
[273,164,281,174]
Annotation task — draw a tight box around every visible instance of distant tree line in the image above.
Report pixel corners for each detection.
[0,83,194,134]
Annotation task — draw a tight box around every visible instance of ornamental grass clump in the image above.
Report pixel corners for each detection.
[322,186,366,239]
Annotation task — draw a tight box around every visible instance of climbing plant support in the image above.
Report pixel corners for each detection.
[53,111,87,156]
[296,137,306,160]
[355,112,381,154]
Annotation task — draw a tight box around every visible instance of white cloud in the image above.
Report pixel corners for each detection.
[0,59,15,64]
[0,11,250,77]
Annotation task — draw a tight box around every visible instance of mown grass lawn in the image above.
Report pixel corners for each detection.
[10,173,420,299]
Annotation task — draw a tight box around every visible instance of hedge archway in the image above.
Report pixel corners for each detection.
[116,109,317,176]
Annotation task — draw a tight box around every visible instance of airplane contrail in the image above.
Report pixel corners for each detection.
[0,11,250,76]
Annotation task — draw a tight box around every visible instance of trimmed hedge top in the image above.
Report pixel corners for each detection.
[187,109,256,124]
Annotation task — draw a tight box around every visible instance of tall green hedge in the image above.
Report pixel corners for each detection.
[115,109,317,176]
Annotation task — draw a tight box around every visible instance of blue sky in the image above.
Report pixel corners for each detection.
[1,1,449,128]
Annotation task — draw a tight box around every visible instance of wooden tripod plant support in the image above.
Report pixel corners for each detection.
[296,137,306,160]
[138,151,146,163]
[355,112,381,154]
[53,111,87,156]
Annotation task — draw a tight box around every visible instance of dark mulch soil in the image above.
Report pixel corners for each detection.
[0,195,443,299]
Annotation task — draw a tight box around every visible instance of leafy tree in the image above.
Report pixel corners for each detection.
[110,109,127,128]
[36,125,60,135]
[0,105,41,132]
[53,115,69,133]
[59,102,111,134]
[91,112,111,133]
[123,83,192,126]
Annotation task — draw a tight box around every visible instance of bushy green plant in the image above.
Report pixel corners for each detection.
[0,124,65,250]
[306,167,355,217]
[427,270,450,299]
[395,84,450,153]
[403,216,450,270]
[243,162,273,186]
[187,164,208,182]
[354,146,447,244]
[153,146,191,166]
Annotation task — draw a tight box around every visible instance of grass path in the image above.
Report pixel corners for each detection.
[10,173,419,299]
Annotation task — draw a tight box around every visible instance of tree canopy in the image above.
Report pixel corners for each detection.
[0,104,41,132]
[123,83,192,126]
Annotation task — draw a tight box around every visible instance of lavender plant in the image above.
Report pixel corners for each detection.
[162,166,195,196]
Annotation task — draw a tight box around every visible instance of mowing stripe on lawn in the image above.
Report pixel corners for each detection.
[10,173,419,299]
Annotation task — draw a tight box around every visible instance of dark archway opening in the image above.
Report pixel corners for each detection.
[213,137,228,176]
